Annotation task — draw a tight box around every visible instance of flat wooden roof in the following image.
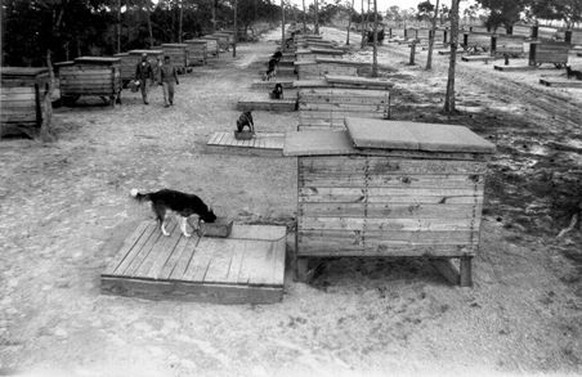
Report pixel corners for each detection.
[1,67,49,77]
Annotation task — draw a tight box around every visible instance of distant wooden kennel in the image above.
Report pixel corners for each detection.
[184,39,208,66]
[528,41,570,68]
[1,67,51,137]
[201,36,220,56]
[284,118,496,286]
[159,43,189,72]
[57,56,122,106]
[297,87,390,130]
[115,49,163,85]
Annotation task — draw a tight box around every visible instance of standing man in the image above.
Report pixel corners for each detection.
[135,53,154,105]
[159,55,179,107]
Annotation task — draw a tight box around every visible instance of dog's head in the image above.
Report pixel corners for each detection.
[201,207,218,223]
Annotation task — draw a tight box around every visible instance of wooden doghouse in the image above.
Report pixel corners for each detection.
[284,118,496,286]
[491,34,525,57]
[184,39,207,66]
[1,67,50,137]
[201,36,220,57]
[528,41,570,68]
[462,32,492,52]
[295,58,361,80]
[113,53,132,84]
[160,43,189,72]
[58,56,121,106]
[298,87,390,130]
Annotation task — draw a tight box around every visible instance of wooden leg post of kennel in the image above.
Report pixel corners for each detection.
[284,118,496,286]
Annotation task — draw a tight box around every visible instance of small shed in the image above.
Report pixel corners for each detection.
[184,39,208,66]
[528,41,570,67]
[57,56,121,106]
[284,118,496,286]
[1,67,50,137]
[462,32,492,52]
[491,34,525,57]
[160,43,189,72]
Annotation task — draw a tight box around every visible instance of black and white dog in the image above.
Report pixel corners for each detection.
[236,111,255,134]
[130,188,216,237]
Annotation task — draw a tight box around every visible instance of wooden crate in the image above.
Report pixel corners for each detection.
[492,35,525,56]
[184,39,207,66]
[1,67,50,137]
[528,41,570,67]
[201,36,220,56]
[283,118,496,286]
[298,87,390,130]
[160,43,189,72]
[58,57,121,106]
[463,32,492,52]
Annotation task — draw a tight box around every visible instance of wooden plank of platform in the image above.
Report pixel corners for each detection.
[251,80,295,89]
[493,65,536,71]
[206,131,285,157]
[461,55,496,62]
[236,99,296,112]
[539,78,582,88]
[101,221,287,304]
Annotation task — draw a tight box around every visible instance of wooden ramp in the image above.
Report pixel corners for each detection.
[101,221,287,304]
[236,99,297,112]
[206,131,285,156]
[539,79,582,88]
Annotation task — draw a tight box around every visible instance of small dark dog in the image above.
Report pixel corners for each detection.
[271,51,283,63]
[131,188,216,237]
[566,65,582,80]
[263,58,278,81]
[236,111,255,133]
[270,83,284,100]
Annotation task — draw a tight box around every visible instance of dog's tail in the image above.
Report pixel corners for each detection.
[130,188,150,202]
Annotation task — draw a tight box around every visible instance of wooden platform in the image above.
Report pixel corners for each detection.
[539,79,582,88]
[236,99,297,112]
[101,221,287,304]
[461,55,496,62]
[251,80,295,90]
[206,131,285,156]
[493,65,536,71]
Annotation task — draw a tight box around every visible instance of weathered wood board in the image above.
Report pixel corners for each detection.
[461,55,497,62]
[251,80,295,90]
[236,99,297,112]
[493,65,536,72]
[206,132,285,156]
[101,221,287,304]
[539,79,582,88]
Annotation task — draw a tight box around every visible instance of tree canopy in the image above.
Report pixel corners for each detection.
[1,0,282,67]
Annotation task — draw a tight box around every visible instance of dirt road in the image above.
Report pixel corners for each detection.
[0,27,581,377]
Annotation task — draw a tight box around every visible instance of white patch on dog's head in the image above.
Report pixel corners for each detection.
[130,188,139,197]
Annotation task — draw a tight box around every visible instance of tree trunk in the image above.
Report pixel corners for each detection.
[211,0,217,33]
[315,0,319,34]
[346,0,354,45]
[145,0,154,47]
[444,0,459,114]
[281,0,286,50]
[360,0,365,47]
[371,0,378,76]
[39,50,56,143]
[178,0,184,43]
[117,0,122,53]
[426,0,440,70]
[302,0,306,33]
[233,0,238,57]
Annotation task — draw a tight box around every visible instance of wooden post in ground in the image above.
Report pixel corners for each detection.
[409,41,416,65]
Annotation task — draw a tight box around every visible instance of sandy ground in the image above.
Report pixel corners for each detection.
[1,27,581,377]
